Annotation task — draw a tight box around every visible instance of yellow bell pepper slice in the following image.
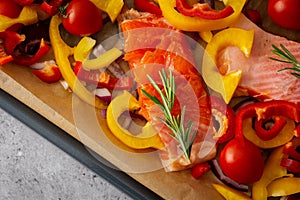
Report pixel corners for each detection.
[106,90,164,149]
[157,0,246,32]
[0,6,38,32]
[212,184,251,200]
[199,31,213,43]
[267,177,300,197]
[202,28,254,104]
[49,15,106,109]
[252,146,292,200]
[82,47,122,70]
[90,0,124,22]
[243,117,295,149]
[74,37,96,62]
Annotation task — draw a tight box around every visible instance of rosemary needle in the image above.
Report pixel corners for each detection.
[141,68,197,163]
[270,44,300,79]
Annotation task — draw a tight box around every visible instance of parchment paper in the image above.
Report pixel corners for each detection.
[1,1,299,199]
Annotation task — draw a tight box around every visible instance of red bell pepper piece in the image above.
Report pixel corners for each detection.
[12,0,35,6]
[3,31,25,55]
[74,61,133,90]
[254,116,287,141]
[0,45,13,65]
[211,96,235,143]
[235,100,300,140]
[283,138,300,161]
[176,0,234,20]
[13,38,51,66]
[134,0,162,16]
[191,162,211,179]
[280,158,300,173]
[32,60,62,83]
[40,0,64,16]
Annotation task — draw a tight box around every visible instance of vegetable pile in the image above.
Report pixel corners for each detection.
[1,0,300,199]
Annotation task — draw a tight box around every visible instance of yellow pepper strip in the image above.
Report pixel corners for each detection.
[212,184,251,200]
[252,146,292,200]
[157,0,246,32]
[0,6,38,32]
[49,15,106,109]
[89,0,124,22]
[106,90,164,149]
[243,117,295,149]
[82,47,122,70]
[202,28,254,104]
[199,31,213,43]
[267,177,300,197]
[74,37,96,62]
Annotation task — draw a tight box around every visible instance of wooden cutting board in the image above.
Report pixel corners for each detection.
[1,1,299,199]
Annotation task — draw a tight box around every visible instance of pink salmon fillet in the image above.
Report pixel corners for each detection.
[218,14,300,102]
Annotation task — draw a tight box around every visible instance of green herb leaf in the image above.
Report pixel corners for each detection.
[270,44,300,79]
[141,68,196,163]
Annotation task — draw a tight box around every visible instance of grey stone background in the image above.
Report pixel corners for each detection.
[0,107,133,200]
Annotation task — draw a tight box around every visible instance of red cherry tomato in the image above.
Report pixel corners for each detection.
[62,0,103,36]
[219,138,264,184]
[0,0,22,31]
[268,0,300,30]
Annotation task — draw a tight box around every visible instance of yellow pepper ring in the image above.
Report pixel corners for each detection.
[252,146,290,200]
[267,177,300,197]
[157,0,246,32]
[243,117,295,149]
[202,28,254,104]
[106,90,164,150]
[49,15,106,110]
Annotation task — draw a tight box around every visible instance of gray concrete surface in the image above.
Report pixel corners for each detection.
[0,107,133,200]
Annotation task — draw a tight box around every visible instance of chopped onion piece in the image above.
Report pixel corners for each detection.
[60,80,71,91]
[91,44,106,58]
[93,88,112,102]
[30,60,56,70]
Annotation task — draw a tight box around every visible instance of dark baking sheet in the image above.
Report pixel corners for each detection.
[0,88,163,200]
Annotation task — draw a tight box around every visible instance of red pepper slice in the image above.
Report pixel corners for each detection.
[134,0,162,16]
[211,96,235,143]
[74,61,133,90]
[280,158,300,173]
[191,162,211,179]
[254,116,287,141]
[3,31,25,55]
[176,0,234,20]
[0,45,13,65]
[12,0,35,6]
[13,38,51,66]
[40,0,64,16]
[283,138,300,161]
[235,100,300,140]
[32,61,62,83]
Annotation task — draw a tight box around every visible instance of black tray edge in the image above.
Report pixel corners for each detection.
[0,89,163,200]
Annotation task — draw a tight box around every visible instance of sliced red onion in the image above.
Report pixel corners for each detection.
[107,62,125,78]
[121,115,132,130]
[93,88,112,102]
[209,159,249,191]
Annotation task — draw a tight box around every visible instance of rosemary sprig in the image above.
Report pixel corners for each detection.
[270,44,300,79]
[141,69,197,163]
